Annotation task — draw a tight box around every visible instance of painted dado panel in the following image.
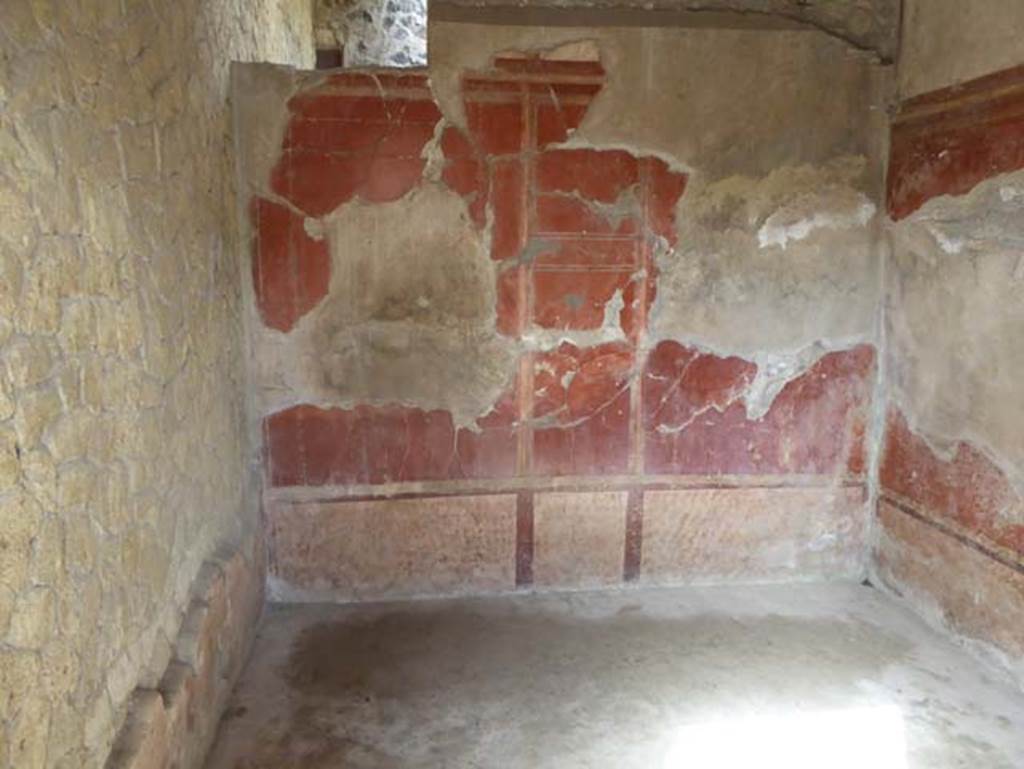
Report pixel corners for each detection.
[241,55,877,600]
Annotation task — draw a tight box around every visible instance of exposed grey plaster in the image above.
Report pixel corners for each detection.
[252,184,517,428]
[429,23,886,181]
[650,157,880,356]
[433,0,900,61]
[899,0,1024,98]
[887,169,1024,494]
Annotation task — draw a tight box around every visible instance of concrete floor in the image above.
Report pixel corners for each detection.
[204,583,1024,769]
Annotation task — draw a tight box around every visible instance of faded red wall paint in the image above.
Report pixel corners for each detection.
[250,198,331,332]
[880,409,1024,558]
[888,65,1024,220]
[643,344,874,476]
[255,58,873,492]
[265,344,875,486]
[271,72,439,216]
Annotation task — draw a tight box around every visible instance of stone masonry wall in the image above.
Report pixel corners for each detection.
[0,2,312,768]
[237,26,890,602]
[315,0,428,67]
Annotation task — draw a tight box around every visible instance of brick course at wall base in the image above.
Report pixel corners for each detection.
[243,55,878,601]
[105,534,265,769]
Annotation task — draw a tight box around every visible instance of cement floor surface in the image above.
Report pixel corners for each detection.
[203,583,1024,768]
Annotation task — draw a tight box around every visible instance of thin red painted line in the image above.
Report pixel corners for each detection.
[623,488,644,582]
[279,478,867,505]
[515,81,535,477]
[515,491,535,587]
[880,494,1024,578]
[898,63,1024,115]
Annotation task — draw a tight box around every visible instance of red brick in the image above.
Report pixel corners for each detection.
[465,100,524,156]
[532,269,633,330]
[490,159,527,261]
[250,197,330,332]
[535,149,639,204]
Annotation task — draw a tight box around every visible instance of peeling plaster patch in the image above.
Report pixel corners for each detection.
[252,184,517,427]
[302,217,327,240]
[649,156,879,355]
[887,169,1024,488]
[420,116,450,183]
[896,172,1024,260]
[430,24,881,180]
[1000,185,1024,203]
[744,342,831,420]
[758,197,875,249]
[522,288,627,351]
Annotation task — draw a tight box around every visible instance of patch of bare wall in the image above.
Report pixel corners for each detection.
[0,2,312,768]
[900,0,1024,97]
[888,173,1024,484]
[874,0,1024,689]
[432,0,901,61]
[315,0,427,66]
[430,23,890,361]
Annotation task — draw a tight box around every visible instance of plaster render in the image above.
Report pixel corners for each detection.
[254,186,517,426]
[650,156,881,356]
[887,170,1024,493]
[899,0,1024,98]
[0,2,312,768]
[429,23,886,182]
[433,0,901,61]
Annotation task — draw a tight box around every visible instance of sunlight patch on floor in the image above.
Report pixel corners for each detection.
[663,705,906,769]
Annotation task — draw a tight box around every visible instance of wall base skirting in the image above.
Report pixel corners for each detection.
[104,532,266,769]
[873,498,1024,692]
[267,483,869,603]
